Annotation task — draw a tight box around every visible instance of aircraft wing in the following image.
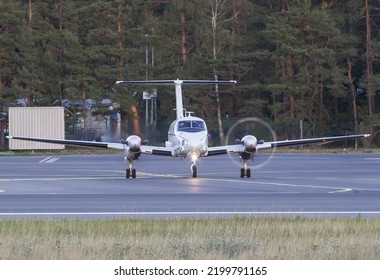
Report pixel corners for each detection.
[7,136,125,150]
[140,145,173,156]
[207,134,370,155]
[8,135,175,155]
[207,144,245,156]
[257,134,370,150]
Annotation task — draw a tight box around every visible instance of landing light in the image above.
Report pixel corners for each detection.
[191,153,198,162]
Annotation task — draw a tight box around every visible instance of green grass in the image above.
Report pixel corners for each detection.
[1,217,380,260]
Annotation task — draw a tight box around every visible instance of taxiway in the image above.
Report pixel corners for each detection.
[0,153,380,219]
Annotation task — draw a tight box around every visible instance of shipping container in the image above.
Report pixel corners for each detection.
[8,107,65,150]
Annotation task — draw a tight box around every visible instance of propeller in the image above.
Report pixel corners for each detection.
[225,117,277,170]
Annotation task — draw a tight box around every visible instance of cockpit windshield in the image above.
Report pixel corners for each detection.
[177,120,206,132]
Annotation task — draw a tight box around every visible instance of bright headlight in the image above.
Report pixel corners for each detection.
[191,153,198,162]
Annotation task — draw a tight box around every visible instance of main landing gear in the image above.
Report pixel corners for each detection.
[126,168,136,179]
[126,160,136,179]
[240,158,251,178]
[240,168,251,178]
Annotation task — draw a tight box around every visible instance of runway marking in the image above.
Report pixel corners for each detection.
[203,178,352,193]
[4,171,379,193]
[139,172,184,178]
[39,157,60,163]
[137,172,353,193]
[138,172,352,192]
[1,211,380,217]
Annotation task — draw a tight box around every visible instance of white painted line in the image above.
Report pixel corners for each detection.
[205,178,353,193]
[46,157,60,163]
[1,211,380,216]
[328,188,352,194]
[39,157,52,163]
[38,157,60,163]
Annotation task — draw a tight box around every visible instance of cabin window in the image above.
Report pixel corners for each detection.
[177,120,205,132]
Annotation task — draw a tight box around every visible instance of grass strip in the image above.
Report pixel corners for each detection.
[1,216,380,259]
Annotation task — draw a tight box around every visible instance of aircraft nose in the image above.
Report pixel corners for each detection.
[189,142,200,151]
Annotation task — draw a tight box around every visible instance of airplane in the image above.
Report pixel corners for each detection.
[7,79,370,179]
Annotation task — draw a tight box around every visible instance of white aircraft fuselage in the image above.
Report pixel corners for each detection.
[167,116,209,161]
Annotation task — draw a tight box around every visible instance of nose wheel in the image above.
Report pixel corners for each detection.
[191,164,197,178]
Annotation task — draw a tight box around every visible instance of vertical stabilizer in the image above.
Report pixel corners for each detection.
[174,79,184,119]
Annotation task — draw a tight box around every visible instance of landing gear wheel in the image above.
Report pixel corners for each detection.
[191,165,197,178]
[240,168,251,178]
[126,168,130,179]
[131,168,136,178]
[126,168,136,179]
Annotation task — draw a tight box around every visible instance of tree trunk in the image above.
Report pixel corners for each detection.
[131,105,144,138]
[180,11,187,64]
[211,0,225,144]
[28,0,33,24]
[365,0,374,115]
[0,57,3,109]
[117,2,124,79]
[81,85,87,140]
[27,0,33,107]
[347,57,358,149]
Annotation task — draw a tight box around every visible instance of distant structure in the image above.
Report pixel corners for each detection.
[8,107,64,150]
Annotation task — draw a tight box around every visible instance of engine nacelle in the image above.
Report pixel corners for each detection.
[124,135,142,160]
[237,135,258,160]
[241,135,258,153]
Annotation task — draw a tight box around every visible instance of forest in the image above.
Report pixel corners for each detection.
[1,0,380,147]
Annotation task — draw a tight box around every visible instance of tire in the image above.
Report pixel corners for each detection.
[132,168,136,178]
[126,168,130,179]
[192,165,197,178]
[246,168,251,178]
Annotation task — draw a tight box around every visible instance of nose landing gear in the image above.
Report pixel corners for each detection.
[191,163,197,178]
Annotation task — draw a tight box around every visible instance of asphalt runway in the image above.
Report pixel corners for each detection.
[1,152,380,219]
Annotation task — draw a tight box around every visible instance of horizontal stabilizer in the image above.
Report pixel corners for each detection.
[116,79,236,86]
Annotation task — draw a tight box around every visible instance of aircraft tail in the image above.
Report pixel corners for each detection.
[116,79,236,120]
